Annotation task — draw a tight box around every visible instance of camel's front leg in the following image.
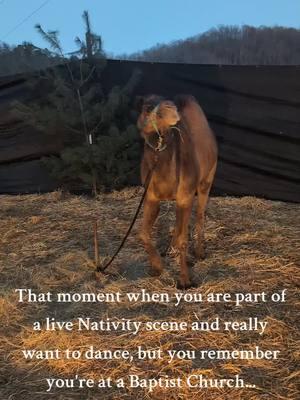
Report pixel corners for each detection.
[139,198,163,275]
[173,198,194,289]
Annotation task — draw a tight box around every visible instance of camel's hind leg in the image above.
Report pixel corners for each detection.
[139,198,163,276]
[194,166,216,259]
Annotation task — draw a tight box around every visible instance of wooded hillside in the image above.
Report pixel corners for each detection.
[1,25,300,77]
[122,25,300,65]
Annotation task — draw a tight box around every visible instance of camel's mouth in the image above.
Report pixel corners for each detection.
[137,97,180,134]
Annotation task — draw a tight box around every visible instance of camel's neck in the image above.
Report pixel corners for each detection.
[143,129,180,171]
[143,129,175,152]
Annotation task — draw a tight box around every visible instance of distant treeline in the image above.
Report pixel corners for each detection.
[1,25,300,77]
[0,42,62,77]
[121,25,300,65]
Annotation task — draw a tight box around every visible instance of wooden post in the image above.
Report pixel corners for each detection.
[92,169,98,197]
[94,219,99,269]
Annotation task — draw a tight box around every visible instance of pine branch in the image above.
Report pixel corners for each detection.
[82,11,91,36]
[35,24,75,85]
[35,25,61,53]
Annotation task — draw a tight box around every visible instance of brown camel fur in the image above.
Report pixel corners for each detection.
[137,94,218,289]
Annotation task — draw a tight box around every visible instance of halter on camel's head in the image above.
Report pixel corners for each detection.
[137,96,181,152]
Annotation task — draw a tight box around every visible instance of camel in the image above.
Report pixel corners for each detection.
[137,94,218,289]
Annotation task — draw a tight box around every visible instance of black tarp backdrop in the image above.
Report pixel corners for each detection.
[0,60,299,202]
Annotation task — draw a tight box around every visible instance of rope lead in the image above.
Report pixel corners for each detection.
[97,156,159,273]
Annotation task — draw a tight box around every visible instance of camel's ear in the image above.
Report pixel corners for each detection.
[134,96,144,113]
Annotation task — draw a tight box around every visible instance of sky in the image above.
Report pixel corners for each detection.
[0,0,300,56]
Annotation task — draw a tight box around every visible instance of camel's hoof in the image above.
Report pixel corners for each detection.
[149,268,162,276]
[149,267,163,277]
[176,279,196,290]
[167,246,180,258]
[161,248,169,257]
[195,248,206,260]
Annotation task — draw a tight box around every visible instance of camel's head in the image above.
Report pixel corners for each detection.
[137,95,180,135]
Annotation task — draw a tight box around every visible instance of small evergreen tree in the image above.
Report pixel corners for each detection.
[13,11,141,193]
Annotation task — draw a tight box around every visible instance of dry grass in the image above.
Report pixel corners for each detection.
[0,189,299,399]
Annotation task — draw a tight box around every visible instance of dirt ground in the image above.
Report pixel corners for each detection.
[0,189,299,399]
